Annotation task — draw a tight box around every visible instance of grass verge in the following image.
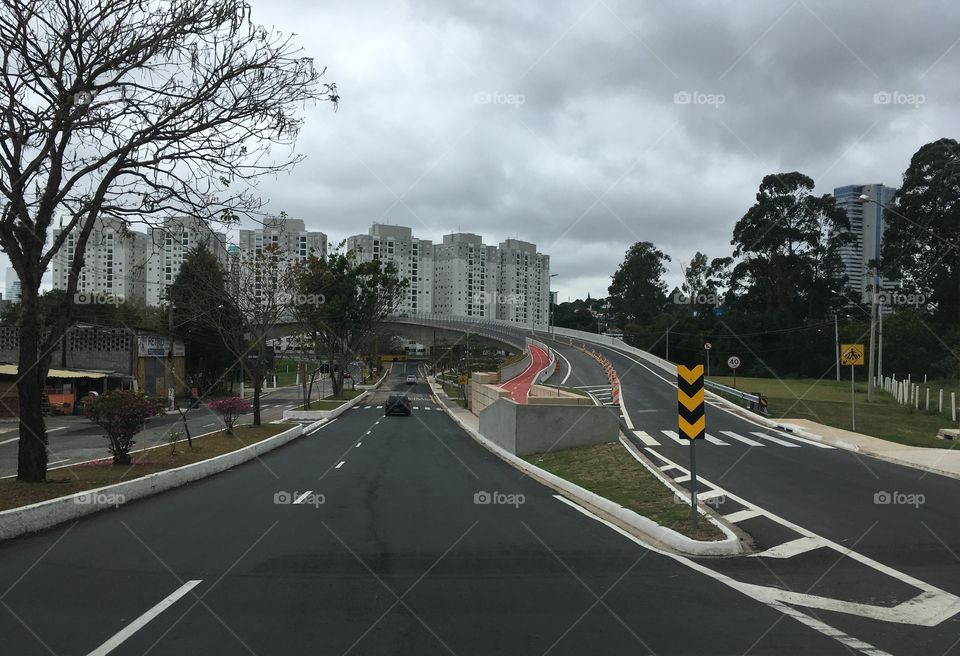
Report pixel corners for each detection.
[710,375,960,449]
[0,424,292,512]
[525,442,725,541]
[441,383,467,407]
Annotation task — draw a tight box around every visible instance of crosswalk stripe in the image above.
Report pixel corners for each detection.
[632,430,661,446]
[704,433,729,445]
[660,430,689,446]
[749,431,800,447]
[720,430,765,447]
[768,430,835,449]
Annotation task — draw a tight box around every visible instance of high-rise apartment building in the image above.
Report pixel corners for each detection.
[4,267,21,304]
[51,217,149,304]
[833,184,897,301]
[433,233,498,318]
[144,217,228,306]
[497,238,551,327]
[347,224,433,315]
[237,217,327,263]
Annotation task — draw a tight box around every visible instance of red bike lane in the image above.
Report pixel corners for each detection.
[499,345,550,403]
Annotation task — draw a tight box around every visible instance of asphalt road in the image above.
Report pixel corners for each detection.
[0,386,306,478]
[0,365,873,655]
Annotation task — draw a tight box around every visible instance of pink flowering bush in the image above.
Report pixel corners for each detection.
[83,391,165,464]
[208,397,253,434]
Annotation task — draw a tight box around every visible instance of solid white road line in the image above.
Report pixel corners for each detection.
[87,580,202,656]
[673,474,691,483]
[293,491,314,504]
[555,349,573,386]
[723,509,763,523]
[47,459,70,466]
[632,430,661,446]
[335,461,345,469]
[0,436,18,446]
[720,430,765,447]
[47,426,66,433]
[551,495,896,656]
[203,423,217,427]
[749,431,801,448]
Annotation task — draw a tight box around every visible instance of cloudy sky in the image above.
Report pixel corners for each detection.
[8,0,959,301]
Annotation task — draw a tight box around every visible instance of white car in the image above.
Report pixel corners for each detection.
[405,374,417,384]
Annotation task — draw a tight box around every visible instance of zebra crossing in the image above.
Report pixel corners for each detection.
[631,428,834,449]
[574,384,617,406]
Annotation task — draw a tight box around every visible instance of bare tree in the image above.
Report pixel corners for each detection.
[0,0,336,481]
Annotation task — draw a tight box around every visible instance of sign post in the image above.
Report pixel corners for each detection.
[677,364,705,530]
[727,355,741,388]
[704,342,712,378]
[840,344,865,431]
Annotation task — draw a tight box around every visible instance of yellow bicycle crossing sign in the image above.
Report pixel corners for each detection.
[840,343,865,366]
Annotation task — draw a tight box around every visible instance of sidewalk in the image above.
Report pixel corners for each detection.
[779,417,960,480]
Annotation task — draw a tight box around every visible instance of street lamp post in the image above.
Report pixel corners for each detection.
[548,273,559,337]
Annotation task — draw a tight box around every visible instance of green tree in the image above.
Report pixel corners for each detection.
[607,242,670,326]
[728,172,850,324]
[292,249,407,398]
[882,138,960,329]
[0,0,335,482]
[83,391,164,465]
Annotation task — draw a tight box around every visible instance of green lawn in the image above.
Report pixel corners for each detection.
[441,383,467,407]
[526,442,724,541]
[710,375,960,449]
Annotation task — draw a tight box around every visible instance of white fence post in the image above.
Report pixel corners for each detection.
[939,389,944,414]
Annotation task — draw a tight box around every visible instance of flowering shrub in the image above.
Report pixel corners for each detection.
[208,397,252,434]
[83,391,165,464]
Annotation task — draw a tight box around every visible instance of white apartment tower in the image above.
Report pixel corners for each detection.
[433,233,498,318]
[497,238,550,327]
[51,217,149,304]
[347,224,433,314]
[238,217,327,263]
[145,217,228,306]
[833,184,897,302]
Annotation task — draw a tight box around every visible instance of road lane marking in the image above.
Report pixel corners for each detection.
[552,495,896,655]
[87,580,202,656]
[0,436,18,446]
[768,429,835,449]
[293,491,314,504]
[751,536,826,559]
[356,442,362,447]
[365,430,371,435]
[47,459,70,465]
[704,433,729,445]
[660,430,689,445]
[749,431,801,448]
[0,427,15,434]
[47,426,66,433]
[203,423,217,427]
[555,349,573,385]
[632,430,661,446]
[335,461,345,469]
[723,509,762,523]
[720,430,765,447]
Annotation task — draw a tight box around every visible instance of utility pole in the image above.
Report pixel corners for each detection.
[834,314,840,382]
[867,268,878,402]
[167,299,175,411]
[878,301,884,389]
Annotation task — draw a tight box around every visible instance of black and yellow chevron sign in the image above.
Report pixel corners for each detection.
[677,364,705,440]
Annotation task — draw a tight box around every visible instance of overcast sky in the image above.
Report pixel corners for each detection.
[7,0,959,301]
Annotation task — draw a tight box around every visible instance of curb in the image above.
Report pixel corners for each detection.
[429,382,742,556]
[282,390,370,421]
[0,423,303,542]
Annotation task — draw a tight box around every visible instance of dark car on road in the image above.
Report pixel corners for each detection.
[385,394,412,416]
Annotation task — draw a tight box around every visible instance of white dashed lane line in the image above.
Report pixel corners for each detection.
[335,461,345,469]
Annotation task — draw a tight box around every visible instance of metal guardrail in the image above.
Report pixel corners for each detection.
[705,380,769,415]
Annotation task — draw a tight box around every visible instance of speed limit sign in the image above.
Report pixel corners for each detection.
[727,355,741,369]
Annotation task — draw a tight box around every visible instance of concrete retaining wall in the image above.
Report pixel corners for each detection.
[469,378,511,416]
[0,423,305,542]
[478,399,618,456]
[528,384,593,405]
[499,351,532,383]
